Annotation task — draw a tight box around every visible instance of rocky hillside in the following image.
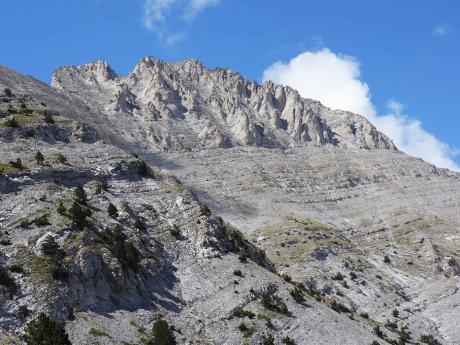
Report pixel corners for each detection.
[0,58,456,345]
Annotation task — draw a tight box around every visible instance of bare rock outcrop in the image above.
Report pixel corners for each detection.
[51,57,395,152]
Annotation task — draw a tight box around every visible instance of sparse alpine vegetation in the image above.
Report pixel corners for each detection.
[0,58,457,345]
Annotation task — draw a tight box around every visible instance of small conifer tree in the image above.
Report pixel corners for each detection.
[148,317,177,345]
[107,203,118,218]
[69,201,86,228]
[74,185,87,205]
[35,151,44,165]
[25,313,71,345]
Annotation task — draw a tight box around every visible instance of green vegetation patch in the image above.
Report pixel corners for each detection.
[252,217,351,266]
[89,328,112,338]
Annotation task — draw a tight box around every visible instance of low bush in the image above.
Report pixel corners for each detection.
[41,236,61,257]
[359,312,369,319]
[261,292,288,315]
[237,322,256,338]
[282,336,296,345]
[8,264,24,274]
[57,202,66,215]
[34,214,50,227]
[0,239,11,245]
[282,273,292,282]
[134,217,146,231]
[137,160,149,177]
[257,313,273,328]
[0,266,15,293]
[330,299,350,313]
[373,326,384,338]
[56,153,68,164]
[238,253,248,263]
[332,272,345,280]
[261,334,275,345]
[43,112,55,124]
[3,88,13,97]
[385,319,398,331]
[420,334,443,345]
[9,158,24,169]
[233,269,242,277]
[4,117,18,128]
[289,286,305,303]
[20,219,30,228]
[19,305,30,319]
[232,306,255,319]
[170,225,181,238]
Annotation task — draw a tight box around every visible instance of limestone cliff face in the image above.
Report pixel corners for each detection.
[51,57,395,152]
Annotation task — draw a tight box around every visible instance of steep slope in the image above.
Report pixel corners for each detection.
[0,75,390,344]
[49,58,459,344]
[1,60,456,345]
[158,146,460,344]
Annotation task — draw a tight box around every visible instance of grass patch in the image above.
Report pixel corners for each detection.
[0,163,23,175]
[89,328,112,338]
[252,217,351,265]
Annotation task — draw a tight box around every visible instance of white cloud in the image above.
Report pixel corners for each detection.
[262,49,459,171]
[166,31,185,45]
[263,49,376,117]
[184,0,220,21]
[432,23,450,36]
[142,0,219,43]
[143,0,177,32]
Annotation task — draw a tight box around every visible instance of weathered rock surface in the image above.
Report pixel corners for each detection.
[0,59,457,345]
[51,58,395,152]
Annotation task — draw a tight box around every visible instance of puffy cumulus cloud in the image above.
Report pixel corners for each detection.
[263,49,376,117]
[142,0,219,43]
[262,49,459,171]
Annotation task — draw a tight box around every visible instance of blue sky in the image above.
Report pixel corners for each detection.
[2,0,459,169]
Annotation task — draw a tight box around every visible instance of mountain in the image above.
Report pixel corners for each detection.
[51,58,395,152]
[0,58,458,345]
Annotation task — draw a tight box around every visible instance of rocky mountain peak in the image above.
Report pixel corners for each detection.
[51,57,395,152]
[0,59,458,345]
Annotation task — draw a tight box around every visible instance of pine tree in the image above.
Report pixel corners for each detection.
[3,88,13,97]
[148,317,177,345]
[95,175,109,194]
[107,203,118,218]
[134,218,146,230]
[35,151,44,165]
[69,201,86,229]
[74,185,87,205]
[41,236,59,256]
[57,201,66,215]
[25,313,71,345]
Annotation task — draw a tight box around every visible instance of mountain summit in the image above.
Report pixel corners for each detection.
[51,57,395,152]
[0,58,458,345]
